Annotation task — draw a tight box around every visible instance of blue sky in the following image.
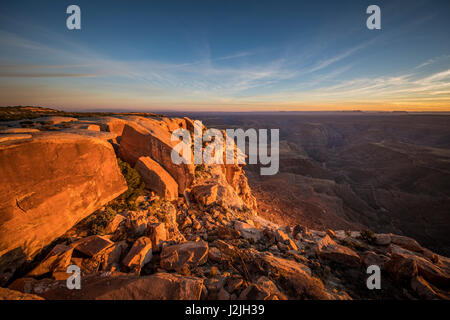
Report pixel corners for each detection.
[0,0,449,111]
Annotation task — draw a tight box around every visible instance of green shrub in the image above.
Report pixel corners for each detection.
[84,207,117,235]
[195,164,206,178]
[340,238,365,251]
[359,229,377,244]
[116,158,145,209]
[79,158,146,234]
[148,198,168,220]
[39,125,60,131]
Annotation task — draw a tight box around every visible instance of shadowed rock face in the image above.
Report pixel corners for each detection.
[0,132,127,270]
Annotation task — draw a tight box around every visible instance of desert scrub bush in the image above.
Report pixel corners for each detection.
[148,198,170,220]
[83,207,117,235]
[19,120,34,128]
[194,164,206,178]
[60,122,72,128]
[209,266,219,277]
[116,158,145,210]
[340,238,366,251]
[359,229,376,244]
[39,125,60,131]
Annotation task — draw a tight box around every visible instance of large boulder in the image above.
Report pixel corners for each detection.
[390,234,423,253]
[160,241,208,271]
[0,132,127,272]
[0,287,44,300]
[384,254,419,283]
[316,235,361,267]
[11,272,203,300]
[387,244,450,287]
[72,235,115,257]
[134,156,178,200]
[27,244,74,277]
[256,252,332,299]
[118,117,194,193]
[191,182,244,210]
[94,116,129,137]
[234,220,263,242]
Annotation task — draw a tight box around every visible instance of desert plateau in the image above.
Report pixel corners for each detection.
[0,106,449,300]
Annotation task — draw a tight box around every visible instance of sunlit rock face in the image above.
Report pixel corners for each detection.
[118,116,194,194]
[0,131,127,271]
[134,156,178,201]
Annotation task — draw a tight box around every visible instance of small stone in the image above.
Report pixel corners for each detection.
[316,235,361,267]
[148,222,167,252]
[192,219,202,230]
[326,229,336,238]
[286,239,298,251]
[274,229,290,243]
[374,233,391,246]
[208,247,222,263]
[160,241,208,271]
[234,221,263,242]
[122,236,153,272]
[104,214,125,234]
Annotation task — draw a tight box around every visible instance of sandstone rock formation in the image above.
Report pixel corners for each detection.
[118,116,194,193]
[134,156,178,200]
[11,272,203,300]
[0,287,44,300]
[0,132,127,272]
[122,236,153,273]
[191,182,244,209]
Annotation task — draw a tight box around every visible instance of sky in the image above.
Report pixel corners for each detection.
[0,0,449,112]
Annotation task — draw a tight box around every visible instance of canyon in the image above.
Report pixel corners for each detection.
[189,112,450,257]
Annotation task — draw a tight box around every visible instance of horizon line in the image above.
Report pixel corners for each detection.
[2,105,450,115]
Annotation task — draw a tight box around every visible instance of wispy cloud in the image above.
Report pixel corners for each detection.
[415,55,450,69]
[1,23,449,111]
[0,72,97,78]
